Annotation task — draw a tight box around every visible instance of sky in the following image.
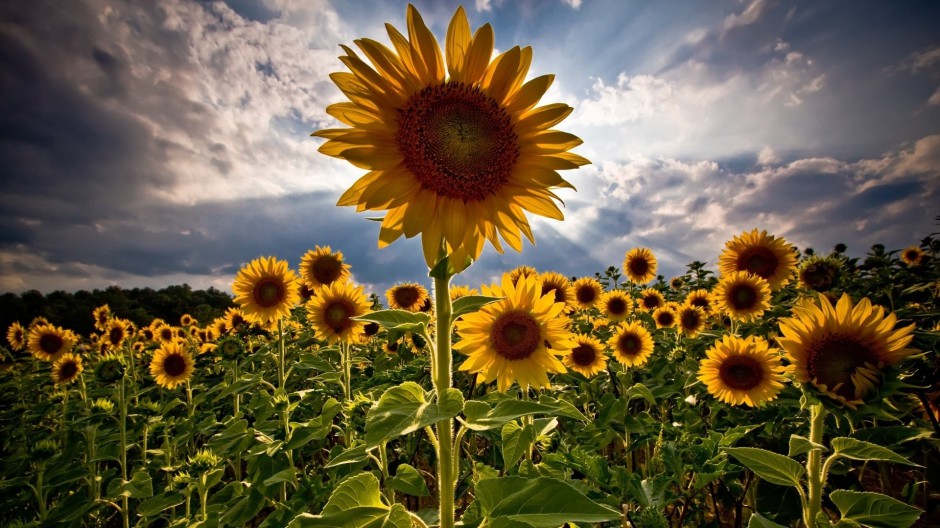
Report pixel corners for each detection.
[1,0,938,298]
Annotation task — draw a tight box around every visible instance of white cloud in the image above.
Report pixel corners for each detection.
[723,0,768,32]
[475,0,493,12]
[562,0,583,8]
[573,73,674,126]
[929,86,940,106]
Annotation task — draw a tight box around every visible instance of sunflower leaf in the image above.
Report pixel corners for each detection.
[723,447,805,488]
[365,382,464,447]
[501,421,536,471]
[788,434,827,457]
[355,310,431,332]
[452,295,503,318]
[746,512,789,528]
[289,473,410,528]
[830,490,922,528]
[471,476,621,527]
[387,463,430,497]
[830,437,922,466]
[460,396,586,431]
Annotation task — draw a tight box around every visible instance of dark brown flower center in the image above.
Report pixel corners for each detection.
[801,262,836,291]
[57,360,79,381]
[542,284,567,304]
[575,285,597,304]
[628,257,650,278]
[642,294,662,310]
[393,286,421,309]
[160,328,174,341]
[681,309,702,330]
[108,327,124,346]
[570,343,597,366]
[737,247,778,279]
[230,313,246,328]
[655,311,675,327]
[491,311,541,360]
[363,322,380,337]
[163,353,187,377]
[324,300,354,332]
[808,337,878,400]
[253,278,285,308]
[617,333,642,356]
[39,333,63,354]
[718,356,763,390]
[607,297,629,317]
[311,256,343,285]
[397,82,519,202]
[728,283,758,311]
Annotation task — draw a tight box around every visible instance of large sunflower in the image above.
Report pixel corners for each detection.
[710,272,771,322]
[386,282,430,312]
[149,342,196,390]
[718,229,796,290]
[28,324,74,362]
[608,321,654,368]
[777,293,917,408]
[52,353,83,386]
[600,290,633,322]
[563,335,608,377]
[315,5,588,270]
[307,280,372,344]
[623,248,657,284]
[697,335,786,407]
[6,321,26,351]
[539,271,575,313]
[299,246,352,288]
[571,277,603,310]
[456,273,574,392]
[232,256,301,325]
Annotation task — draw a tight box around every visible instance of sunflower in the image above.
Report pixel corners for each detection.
[179,314,195,327]
[149,342,196,389]
[6,321,26,351]
[315,5,588,271]
[299,246,352,288]
[718,229,797,290]
[653,304,678,329]
[637,288,665,312]
[307,280,372,344]
[28,324,74,362]
[798,255,841,292]
[384,338,402,355]
[676,305,707,338]
[683,289,713,315]
[600,290,633,322]
[213,318,231,337]
[456,273,574,392]
[623,248,657,284]
[508,265,539,284]
[697,335,786,407]
[571,277,603,310]
[669,276,685,290]
[232,256,301,325]
[386,282,429,312]
[563,335,608,377]
[449,285,479,302]
[608,321,654,368]
[153,324,179,344]
[92,305,111,332]
[52,353,83,386]
[539,271,575,312]
[138,326,155,343]
[710,272,771,322]
[103,318,133,348]
[777,293,917,407]
[900,245,925,266]
[224,307,250,333]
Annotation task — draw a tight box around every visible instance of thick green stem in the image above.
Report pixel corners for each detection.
[433,267,456,528]
[35,465,47,521]
[119,377,130,528]
[233,358,242,481]
[60,390,69,450]
[805,404,826,528]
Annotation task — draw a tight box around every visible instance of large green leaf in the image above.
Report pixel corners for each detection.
[137,491,185,518]
[106,469,154,499]
[723,447,805,488]
[324,444,372,469]
[387,463,430,497]
[220,488,267,526]
[284,398,342,450]
[788,434,827,457]
[501,421,536,471]
[289,473,411,528]
[473,476,621,527]
[830,490,922,528]
[452,295,502,318]
[851,426,933,446]
[355,310,430,334]
[365,382,464,447]
[623,383,657,406]
[747,512,789,528]
[461,396,586,431]
[830,438,921,466]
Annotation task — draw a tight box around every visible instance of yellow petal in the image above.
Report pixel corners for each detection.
[481,47,521,105]
[446,6,471,79]
[506,74,554,115]
[462,23,494,84]
[517,103,574,132]
[406,4,445,84]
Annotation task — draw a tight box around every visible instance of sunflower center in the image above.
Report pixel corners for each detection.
[718,356,764,390]
[729,284,758,310]
[808,337,878,400]
[363,322,380,337]
[681,309,702,330]
[491,311,541,361]
[642,295,661,310]
[801,262,835,291]
[393,286,421,308]
[903,249,919,261]
[312,256,343,285]
[109,328,123,346]
[397,82,519,202]
[163,354,187,377]
[542,284,567,304]
[570,344,597,366]
[607,298,629,316]
[737,247,778,279]
[253,278,285,308]
[324,301,353,332]
[617,334,641,356]
[690,297,709,311]
[231,314,246,327]
[160,329,173,341]
[39,333,63,354]
[575,286,597,304]
[656,311,675,326]
[628,258,650,278]
[58,361,78,380]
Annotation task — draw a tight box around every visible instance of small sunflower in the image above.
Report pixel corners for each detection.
[623,248,658,284]
[384,338,402,355]
[637,288,665,312]
[777,293,917,407]
[217,336,244,361]
[669,276,685,290]
[138,326,155,343]
[456,273,575,392]
[149,342,196,390]
[608,321,654,368]
[684,289,714,315]
[316,5,588,271]
[600,290,633,322]
[676,305,707,338]
[223,307,249,333]
[232,256,301,325]
[52,353,83,386]
[213,318,231,337]
[92,305,111,332]
[95,354,126,383]
[153,323,178,344]
[900,245,925,266]
[386,282,430,312]
[179,314,195,327]
[697,335,786,407]
[798,255,841,292]
[710,272,771,322]
[449,285,479,302]
[652,304,678,329]
[539,271,575,313]
[28,324,74,362]
[563,335,608,377]
[508,265,539,284]
[299,246,352,288]
[103,318,133,348]
[571,277,603,310]
[6,321,26,351]
[718,229,797,290]
[307,280,372,344]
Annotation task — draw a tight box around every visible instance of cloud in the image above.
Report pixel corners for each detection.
[723,0,769,33]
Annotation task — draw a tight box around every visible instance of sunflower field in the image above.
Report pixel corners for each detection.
[3,4,940,528]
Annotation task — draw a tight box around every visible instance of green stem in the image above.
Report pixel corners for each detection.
[432,264,456,528]
[35,465,47,521]
[199,475,209,521]
[379,440,391,501]
[60,390,69,450]
[233,358,242,481]
[278,319,286,390]
[142,423,148,467]
[805,403,826,528]
[119,377,130,528]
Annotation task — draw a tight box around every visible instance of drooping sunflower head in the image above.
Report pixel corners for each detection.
[638,288,665,312]
[232,256,301,325]
[676,305,707,338]
[307,280,372,344]
[217,336,244,361]
[52,353,83,386]
[316,5,588,271]
[386,282,430,312]
[539,271,575,313]
[600,290,633,322]
[92,304,111,332]
[149,341,196,390]
[27,324,74,362]
[449,285,479,302]
[6,321,26,351]
[299,246,352,289]
[653,304,678,329]
[900,245,925,266]
[798,255,841,292]
[777,293,917,408]
[572,277,603,310]
[684,289,713,315]
[95,354,126,383]
[718,229,797,290]
[623,248,658,284]
[563,334,608,377]
[607,320,654,368]
[456,273,575,392]
[697,335,787,407]
[710,272,771,322]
